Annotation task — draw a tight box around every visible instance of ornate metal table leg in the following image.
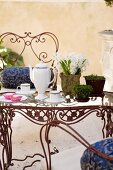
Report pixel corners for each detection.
[95,107,113,138]
[105,108,113,137]
[0,108,14,169]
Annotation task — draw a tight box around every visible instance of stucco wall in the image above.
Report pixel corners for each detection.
[0,1,113,82]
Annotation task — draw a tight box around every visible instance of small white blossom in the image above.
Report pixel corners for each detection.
[55,52,88,75]
[0,48,7,53]
[4,48,7,52]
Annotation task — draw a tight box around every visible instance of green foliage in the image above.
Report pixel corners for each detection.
[104,0,113,6]
[73,84,93,99]
[0,41,24,71]
[5,51,24,67]
[75,67,81,75]
[60,59,71,75]
[84,74,105,80]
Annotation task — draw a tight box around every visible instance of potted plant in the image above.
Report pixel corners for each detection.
[55,52,88,97]
[84,74,105,96]
[73,84,93,102]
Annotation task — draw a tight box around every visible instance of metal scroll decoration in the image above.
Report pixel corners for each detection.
[0,107,15,169]
[40,120,113,170]
[54,106,112,138]
[0,105,112,137]
[0,104,113,169]
[0,32,59,65]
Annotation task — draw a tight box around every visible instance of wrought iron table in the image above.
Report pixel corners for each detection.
[0,92,113,170]
[0,32,113,169]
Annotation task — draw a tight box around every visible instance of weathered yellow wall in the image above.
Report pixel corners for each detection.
[0,1,113,82]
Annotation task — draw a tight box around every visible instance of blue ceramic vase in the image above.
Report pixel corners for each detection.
[1,67,35,89]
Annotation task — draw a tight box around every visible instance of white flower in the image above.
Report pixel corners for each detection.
[54,52,63,71]
[55,52,88,75]
[0,48,7,53]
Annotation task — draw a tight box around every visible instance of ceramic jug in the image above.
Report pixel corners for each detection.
[29,62,55,100]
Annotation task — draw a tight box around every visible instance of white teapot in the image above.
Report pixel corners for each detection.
[29,62,55,100]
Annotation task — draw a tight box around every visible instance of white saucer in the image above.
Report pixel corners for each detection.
[35,93,48,101]
[44,97,65,104]
[16,90,35,96]
[0,95,27,103]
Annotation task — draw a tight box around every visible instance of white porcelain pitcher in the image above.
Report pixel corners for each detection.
[29,62,54,100]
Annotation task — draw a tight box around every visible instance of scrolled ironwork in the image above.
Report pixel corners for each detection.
[0,107,15,169]
[0,103,113,169]
[12,153,44,170]
[54,106,104,123]
[0,32,59,65]
[50,105,113,138]
[40,120,113,170]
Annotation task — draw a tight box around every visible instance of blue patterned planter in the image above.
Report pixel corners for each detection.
[1,67,35,89]
[81,138,113,170]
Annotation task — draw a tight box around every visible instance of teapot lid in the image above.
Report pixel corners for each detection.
[36,61,48,68]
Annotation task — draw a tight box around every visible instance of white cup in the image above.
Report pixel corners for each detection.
[50,90,61,101]
[17,83,30,93]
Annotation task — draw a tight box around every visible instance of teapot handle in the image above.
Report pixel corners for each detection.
[49,67,58,88]
[29,65,34,83]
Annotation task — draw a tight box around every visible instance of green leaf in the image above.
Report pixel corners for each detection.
[60,59,71,75]
[6,51,24,67]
